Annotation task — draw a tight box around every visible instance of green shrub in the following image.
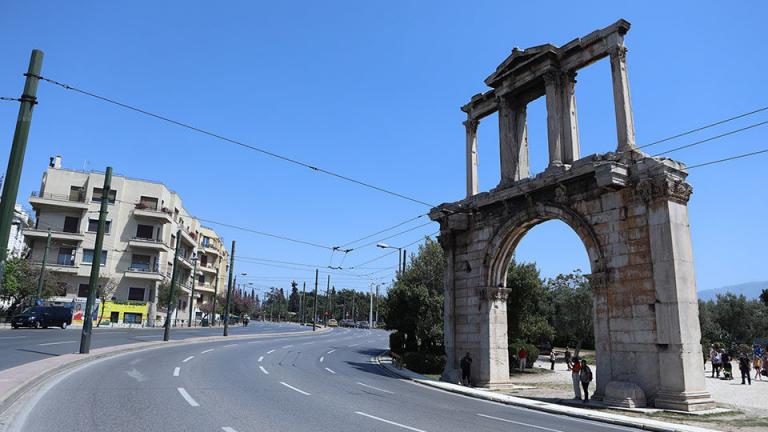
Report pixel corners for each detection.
[403,351,445,374]
[508,340,540,370]
[390,331,406,355]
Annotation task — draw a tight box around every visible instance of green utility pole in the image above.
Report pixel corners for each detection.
[0,50,43,272]
[312,269,318,331]
[188,256,198,327]
[79,167,111,354]
[322,274,330,325]
[402,249,407,273]
[211,267,219,326]
[35,229,51,303]
[375,284,379,327]
[299,281,306,325]
[351,291,356,323]
[223,240,235,337]
[164,230,182,341]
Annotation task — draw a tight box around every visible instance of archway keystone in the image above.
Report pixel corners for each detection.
[430,20,714,411]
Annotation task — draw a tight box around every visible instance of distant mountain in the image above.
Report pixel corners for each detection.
[698,281,768,301]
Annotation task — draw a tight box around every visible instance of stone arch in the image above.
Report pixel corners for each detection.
[483,202,604,289]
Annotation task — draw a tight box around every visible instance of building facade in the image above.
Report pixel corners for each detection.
[8,203,30,258]
[25,156,229,326]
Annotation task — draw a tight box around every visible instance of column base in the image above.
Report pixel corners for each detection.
[654,390,716,412]
[474,380,518,391]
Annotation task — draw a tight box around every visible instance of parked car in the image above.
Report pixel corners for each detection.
[327,319,338,327]
[11,306,73,329]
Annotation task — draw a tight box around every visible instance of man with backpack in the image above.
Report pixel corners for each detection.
[579,359,593,403]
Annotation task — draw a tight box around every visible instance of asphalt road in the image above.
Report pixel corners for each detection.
[0,321,305,371]
[10,327,641,432]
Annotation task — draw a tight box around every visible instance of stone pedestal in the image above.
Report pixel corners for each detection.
[604,381,647,408]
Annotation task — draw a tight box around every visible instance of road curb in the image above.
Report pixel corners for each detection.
[0,326,330,422]
[374,353,719,432]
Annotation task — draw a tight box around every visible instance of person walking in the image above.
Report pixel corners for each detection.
[571,357,582,400]
[518,347,528,373]
[722,350,733,380]
[754,355,763,381]
[739,352,752,385]
[579,359,593,403]
[564,349,572,371]
[549,351,556,370]
[712,348,722,378]
[460,352,472,386]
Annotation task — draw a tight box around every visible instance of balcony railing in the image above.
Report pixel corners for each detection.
[132,236,166,244]
[31,191,86,203]
[127,264,160,273]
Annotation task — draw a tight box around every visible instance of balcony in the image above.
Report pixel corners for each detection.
[179,229,196,247]
[29,191,89,211]
[23,228,84,242]
[124,266,164,281]
[199,263,217,274]
[128,237,170,252]
[200,243,221,256]
[178,256,194,270]
[196,282,217,293]
[33,261,79,274]
[132,204,173,224]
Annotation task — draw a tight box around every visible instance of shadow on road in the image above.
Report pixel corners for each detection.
[15,348,61,357]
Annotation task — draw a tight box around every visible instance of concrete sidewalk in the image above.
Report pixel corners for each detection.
[376,353,719,432]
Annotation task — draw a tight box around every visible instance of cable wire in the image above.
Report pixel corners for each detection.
[686,148,768,170]
[651,119,768,157]
[30,73,436,208]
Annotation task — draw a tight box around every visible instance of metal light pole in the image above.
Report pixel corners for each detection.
[376,242,403,276]
[79,167,111,354]
[369,283,374,329]
[188,254,198,327]
[312,269,318,331]
[375,284,379,327]
[0,50,43,272]
[223,240,236,336]
[211,267,219,326]
[299,281,306,325]
[35,229,51,304]
[164,230,182,341]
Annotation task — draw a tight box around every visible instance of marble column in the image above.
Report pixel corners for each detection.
[561,72,580,164]
[543,72,564,167]
[464,118,479,198]
[610,46,636,152]
[497,96,529,186]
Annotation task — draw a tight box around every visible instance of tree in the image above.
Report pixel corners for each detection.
[505,260,554,345]
[96,275,119,327]
[383,237,445,354]
[288,281,300,313]
[157,281,183,314]
[547,271,593,350]
[0,257,59,316]
[760,288,768,307]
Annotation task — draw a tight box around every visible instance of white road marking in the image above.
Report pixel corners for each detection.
[281,344,293,348]
[177,387,199,407]
[173,367,181,377]
[37,341,76,346]
[354,411,426,432]
[280,382,311,395]
[319,356,324,362]
[223,344,237,348]
[301,341,313,345]
[0,336,26,340]
[126,368,146,382]
[258,356,264,362]
[201,349,214,354]
[182,356,194,363]
[133,335,161,339]
[324,367,336,374]
[267,349,275,354]
[327,349,335,354]
[222,428,238,432]
[476,413,563,432]
[259,366,269,375]
[348,343,360,347]
[357,382,394,394]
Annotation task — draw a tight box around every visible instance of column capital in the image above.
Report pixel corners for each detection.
[610,45,628,62]
[542,70,562,85]
[463,117,479,131]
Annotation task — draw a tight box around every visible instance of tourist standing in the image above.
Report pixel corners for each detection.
[550,351,556,370]
[571,357,582,400]
[460,352,472,386]
[579,359,593,403]
[754,355,763,381]
[564,349,572,371]
[711,347,721,378]
[722,350,733,380]
[739,352,752,385]
[518,347,527,372]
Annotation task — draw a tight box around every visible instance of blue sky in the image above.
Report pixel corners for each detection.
[1,1,766,294]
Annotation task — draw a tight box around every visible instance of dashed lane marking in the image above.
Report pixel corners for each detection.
[267,349,276,354]
[259,366,269,375]
[201,349,214,354]
[222,428,238,432]
[320,356,324,362]
[324,367,336,374]
[183,356,194,363]
[177,387,199,407]
[281,344,293,348]
[173,367,180,377]
[223,344,238,348]
[357,382,394,394]
[354,411,426,432]
[476,413,563,432]
[280,382,311,395]
[258,356,264,362]
[37,341,76,346]
[327,349,336,354]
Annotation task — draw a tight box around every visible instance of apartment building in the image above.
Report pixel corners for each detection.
[24,156,229,326]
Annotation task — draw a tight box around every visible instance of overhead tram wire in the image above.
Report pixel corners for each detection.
[348,231,439,269]
[335,213,429,249]
[29,73,436,208]
[651,119,768,157]
[685,147,768,170]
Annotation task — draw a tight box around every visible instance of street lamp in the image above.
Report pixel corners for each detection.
[187,253,198,327]
[377,242,406,274]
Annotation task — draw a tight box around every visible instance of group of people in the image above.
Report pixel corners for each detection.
[709,344,767,386]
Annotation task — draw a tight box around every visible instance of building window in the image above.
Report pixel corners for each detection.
[130,254,151,271]
[201,236,210,247]
[77,283,90,298]
[82,249,107,266]
[63,216,79,233]
[200,254,208,266]
[87,219,111,233]
[198,274,205,284]
[138,196,158,210]
[57,247,75,266]
[92,187,117,204]
[128,287,145,301]
[135,224,154,240]
[124,313,143,324]
[69,186,85,202]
